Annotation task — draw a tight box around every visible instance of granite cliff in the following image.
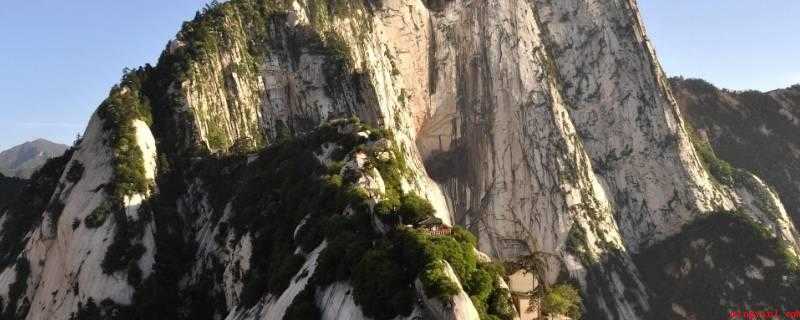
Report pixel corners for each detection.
[0,1,797,320]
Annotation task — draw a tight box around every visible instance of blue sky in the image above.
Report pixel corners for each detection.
[639,1,800,91]
[0,0,208,150]
[0,1,798,149]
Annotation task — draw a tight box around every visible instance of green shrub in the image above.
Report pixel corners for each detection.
[429,235,478,282]
[85,202,112,228]
[686,123,735,185]
[695,140,734,185]
[183,118,515,320]
[47,198,66,225]
[420,260,460,299]
[381,226,511,318]
[487,287,516,319]
[635,212,800,319]
[2,258,31,319]
[352,248,414,318]
[284,286,321,320]
[0,148,74,269]
[297,220,324,253]
[0,174,25,209]
[69,297,135,320]
[66,161,85,183]
[268,254,306,294]
[565,224,594,264]
[375,191,438,226]
[422,0,453,11]
[97,69,153,202]
[541,284,582,319]
[451,226,478,247]
[321,31,352,93]
[374,195,399,215]
[398,193,435,225]
[464,268,493,300]
[101,210,147,279]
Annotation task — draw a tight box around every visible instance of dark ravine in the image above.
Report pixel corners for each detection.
[0,174,26,209]
[0,1,798,320]
[635,212,800,320]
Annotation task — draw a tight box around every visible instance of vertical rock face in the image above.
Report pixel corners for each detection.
[405,2,652,316]
[0,113,159,320]
[0,1,798,320]
[529,0,734,250]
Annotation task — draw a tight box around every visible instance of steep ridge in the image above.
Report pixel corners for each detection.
[529,0,734,250]
[412,1,650,317]
[672,78,800,226]
[658,79,800,317]
[0,1,797,320]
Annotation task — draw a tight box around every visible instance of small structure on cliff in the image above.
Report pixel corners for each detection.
[417,217,452,236]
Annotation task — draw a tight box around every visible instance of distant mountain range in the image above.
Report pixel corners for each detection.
[0,139,68,178]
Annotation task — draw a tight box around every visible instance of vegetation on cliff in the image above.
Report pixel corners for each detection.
[0,148,74,269]
[63,1,395,317]
[93,69,155,286]
[541,284,582,319]
[687,121,783,218]
[67,118,513,320]
[635,211,800,319]
[564,222,641,319]
[0,174,25,211]
[218,119,514,320]
[142,0,373,152]
[0,258,31,319]
[97,69,153,202]
[673,77,800,224]
[0,149,76,317]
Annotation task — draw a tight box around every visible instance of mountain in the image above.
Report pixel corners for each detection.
[0,139,68,179]
[0,1,797,320]
[672,78,800,227]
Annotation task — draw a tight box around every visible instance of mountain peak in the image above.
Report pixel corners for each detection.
[0,138,68,178]
[30,138,59,145]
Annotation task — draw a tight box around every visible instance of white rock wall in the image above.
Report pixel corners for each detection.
[530,0,735,250]
[0,115,158,320]
[179,13,268,151]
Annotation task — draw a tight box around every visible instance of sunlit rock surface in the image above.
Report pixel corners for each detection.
[0,1,797,319]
